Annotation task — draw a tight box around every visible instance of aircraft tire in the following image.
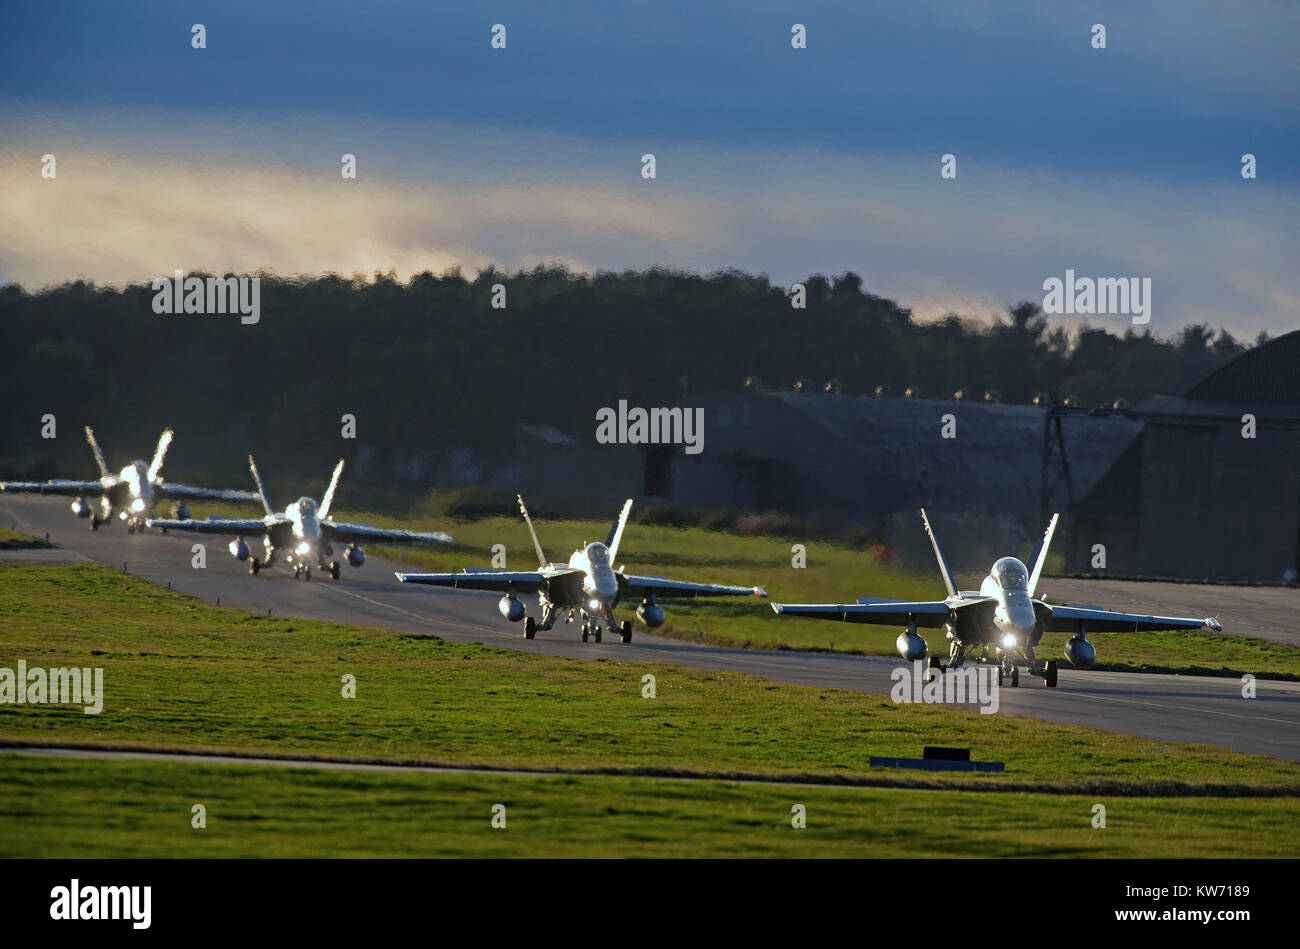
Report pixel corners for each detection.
[594,626,602,643]
[524,617,537,640]
[329,561,340,580]
[250,557,261,576]
[581,628,589,643]
[1044,660,1058,688]
[620,620,632,643]
[1010,667,1019,687]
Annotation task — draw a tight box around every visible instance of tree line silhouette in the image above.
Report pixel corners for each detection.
[0,267,1254,509]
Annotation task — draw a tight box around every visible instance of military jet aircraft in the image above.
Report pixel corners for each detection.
[0,426,260,533]
[772,509,1222,687]
[147,455,452,580]
[395,495,766,643]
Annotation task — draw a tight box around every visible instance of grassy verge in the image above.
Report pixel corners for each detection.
[0,527,53,550]
[3,755,1297,858]
[0,563,1296,797]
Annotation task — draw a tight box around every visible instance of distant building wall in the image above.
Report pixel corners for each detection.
[1137,419,1299,581]
[1067,328,1300,582]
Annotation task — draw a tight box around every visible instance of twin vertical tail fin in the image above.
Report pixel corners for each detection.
[606,499,633,563]
[517,494,548,567]
[319,459,344,520]
[147,428,174,482]
[919,508,958,597]
[1027,513,1059,597]
[84,426,110,479]
[247,455,275,516]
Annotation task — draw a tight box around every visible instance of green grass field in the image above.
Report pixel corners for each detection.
[3,755,1296,858]
[0,563,1296,796]
[2,562,1297,857]
[0,527,53,549]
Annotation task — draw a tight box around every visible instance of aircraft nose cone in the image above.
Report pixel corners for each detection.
[586,571,618,599]
[1009,604,1037,631]
[996,599,1036,633]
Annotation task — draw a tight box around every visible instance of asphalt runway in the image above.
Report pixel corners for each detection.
[3,495,1298,761]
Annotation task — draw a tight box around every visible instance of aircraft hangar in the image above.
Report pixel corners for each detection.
[517,331,1299,582]
[1066,329,1300,582]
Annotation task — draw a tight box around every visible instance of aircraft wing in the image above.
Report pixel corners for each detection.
[323,521,452,547]
[1035,602,1222,633]
[620,574,767,599]
[158,482,262,503]
[771,597,963,627]
[395,569,549,593]
[145,516,276,535]
[0,479,107,497]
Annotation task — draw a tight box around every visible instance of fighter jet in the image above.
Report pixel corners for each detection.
[396,495,767,643]
[0,426,260,533]
[772,509,1222,687]
[146,455,452,580]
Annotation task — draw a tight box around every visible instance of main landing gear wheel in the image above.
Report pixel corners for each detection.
[581,624,590,643]
[90,517,100,531]
[524,616,537,640]
[1010,666,1019,687]
[328,561,341,580]
[593,625,602,643]
[250,557,261,575]
[1044,660,1058,688]
[620,620,633,643]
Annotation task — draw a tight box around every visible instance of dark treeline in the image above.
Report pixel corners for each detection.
[0,267,1254,509]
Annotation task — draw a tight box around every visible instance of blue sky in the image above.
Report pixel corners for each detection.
[2,0,1296,336]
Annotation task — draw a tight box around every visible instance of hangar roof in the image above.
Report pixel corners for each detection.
[1186,329,1300,404]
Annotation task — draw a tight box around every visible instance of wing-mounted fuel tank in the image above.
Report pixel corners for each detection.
[636,597,666,628]
[228,537,250,561]
[1065,634,1097,668]
[498,595,526,622]
[70,497,92,519]
[345,545,365,567]
[895,629,928,661]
